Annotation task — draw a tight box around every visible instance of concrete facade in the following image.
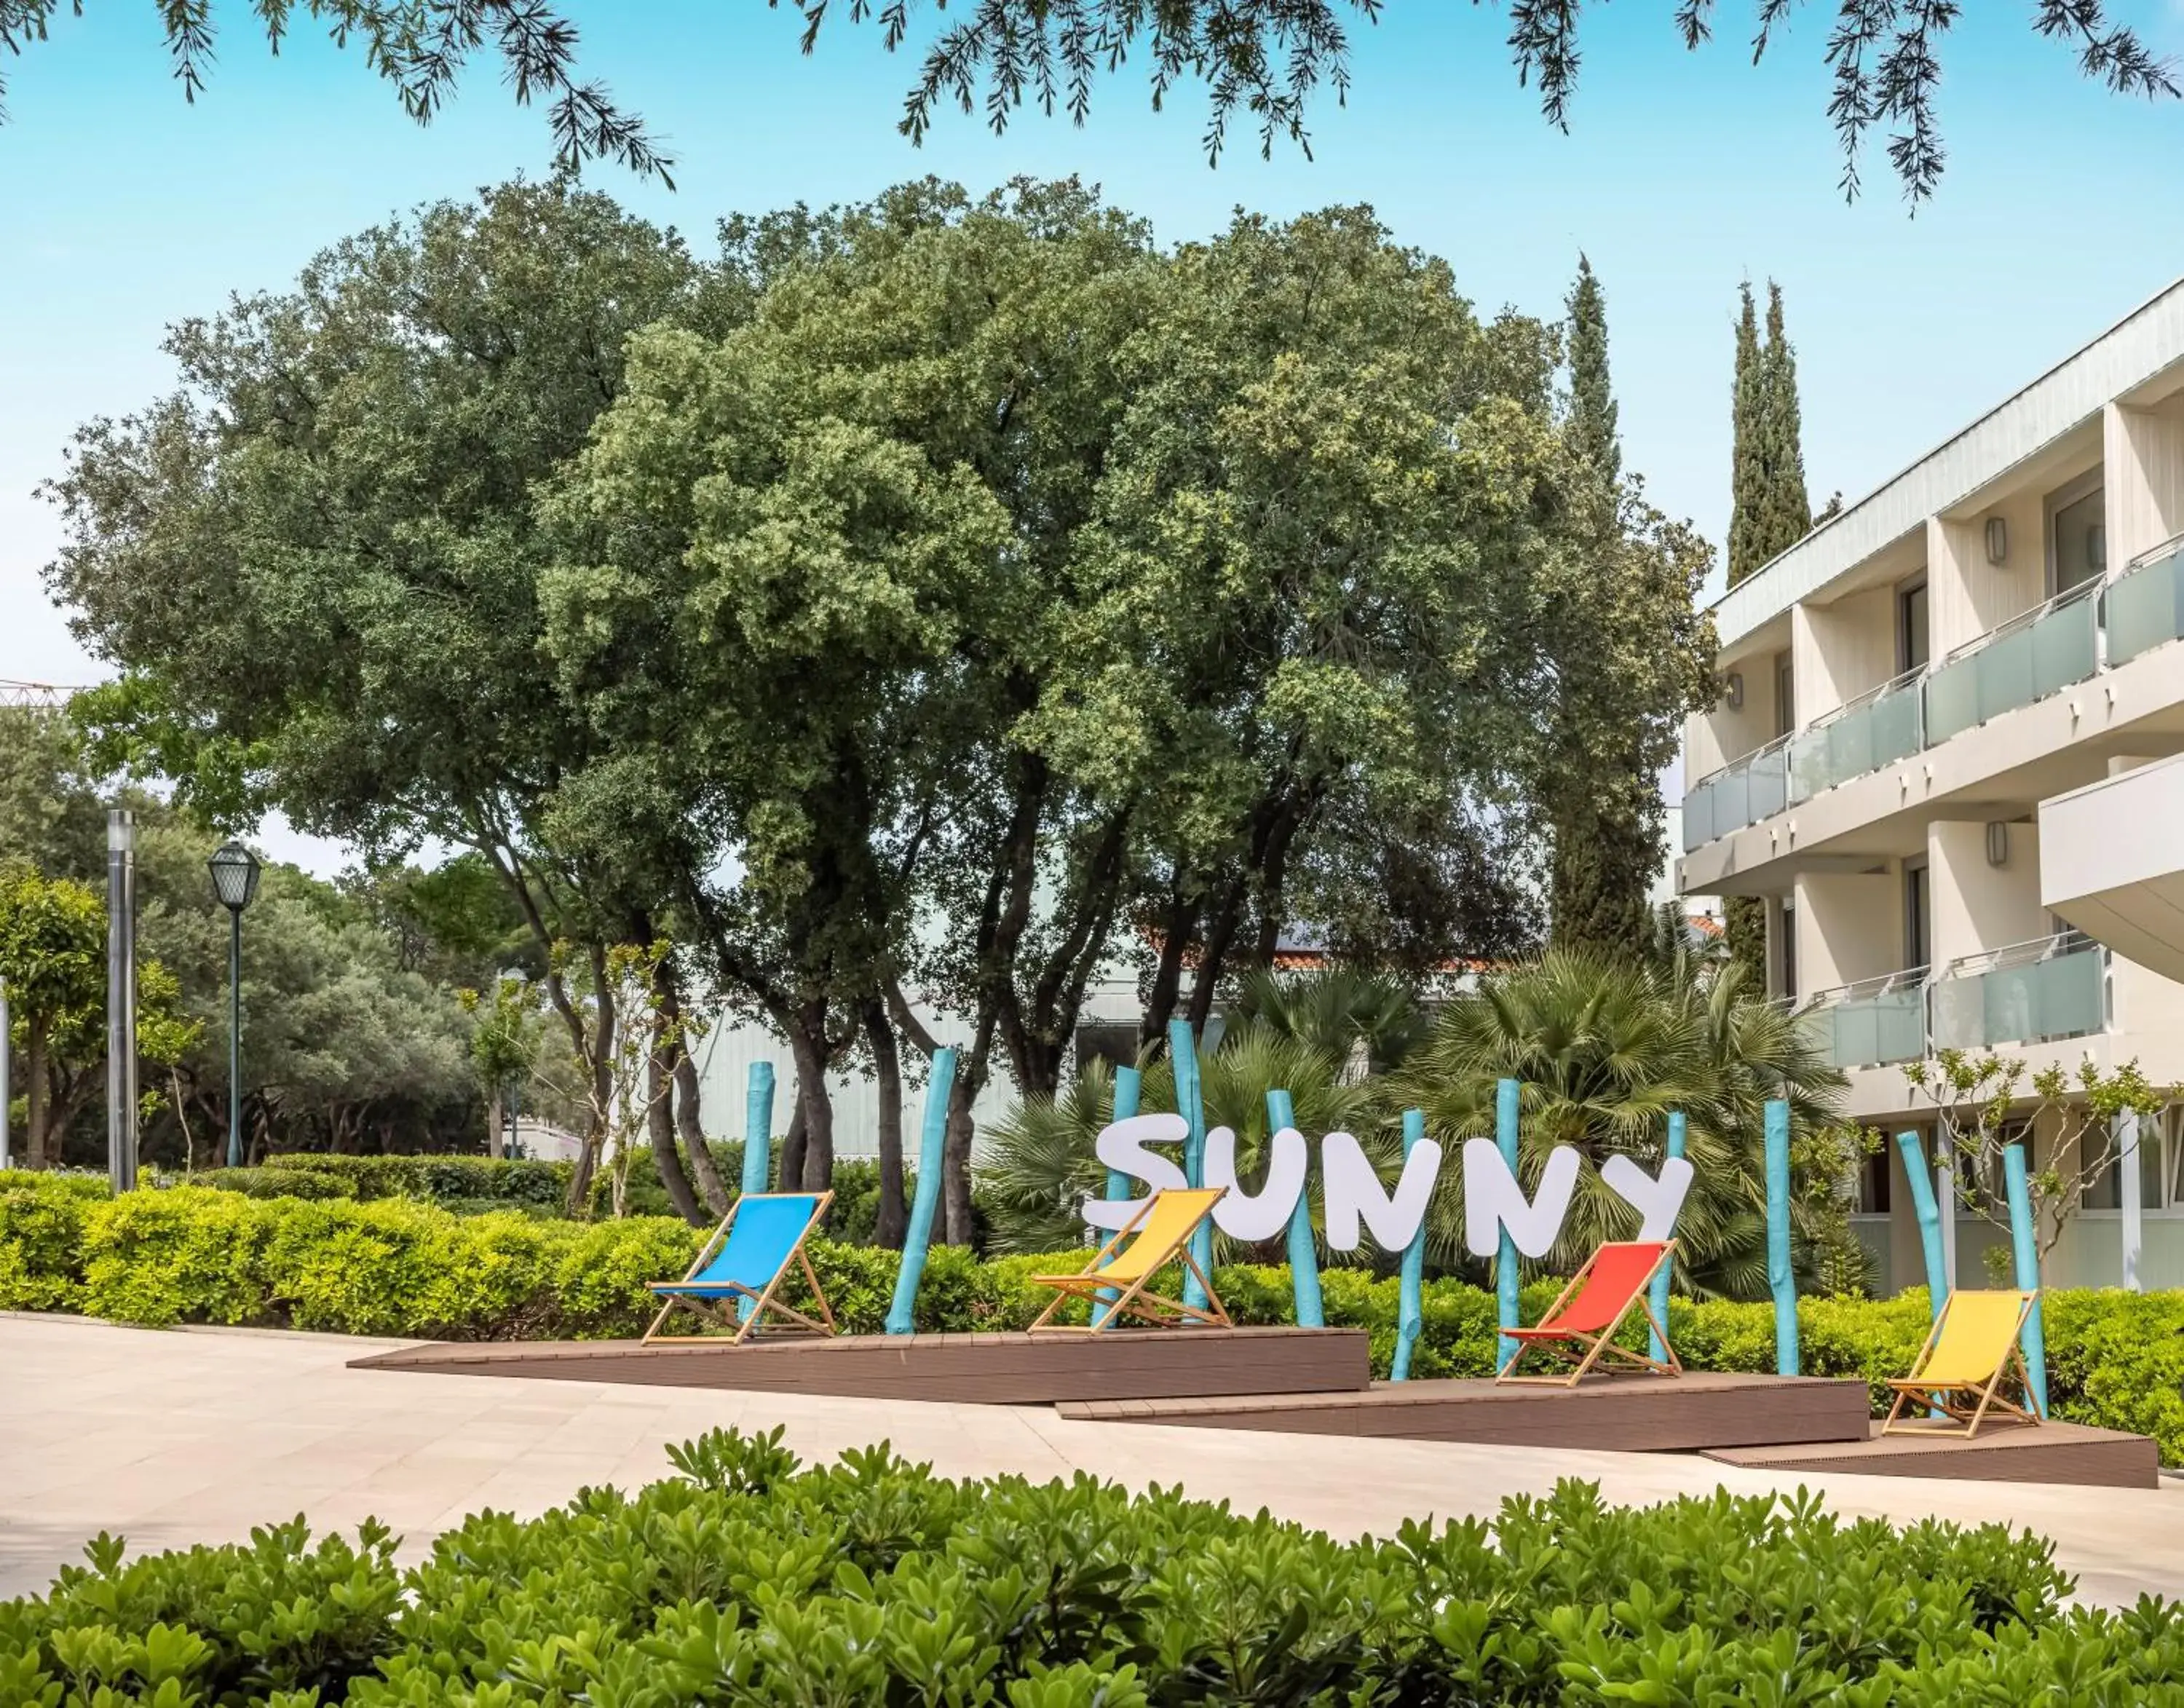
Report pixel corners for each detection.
[1679,278,2184,1296]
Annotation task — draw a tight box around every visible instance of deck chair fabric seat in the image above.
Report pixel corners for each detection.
[1029,1186,1230,1332]
[1881,1289,2041,1439]
[644,1192,836,1345]
[1496,1240,1679,1386]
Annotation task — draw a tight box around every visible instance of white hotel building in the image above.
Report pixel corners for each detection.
[1676,280,2184,1297]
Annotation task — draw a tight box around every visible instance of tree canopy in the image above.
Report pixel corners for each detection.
[4,4,2171,202]
[45,174,1717,1228]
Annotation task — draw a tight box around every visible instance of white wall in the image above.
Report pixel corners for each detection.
[2108,395,2184,566]
[1928,818,2043,970]
[1793,584,1896,722]
[1794,869,1903,990]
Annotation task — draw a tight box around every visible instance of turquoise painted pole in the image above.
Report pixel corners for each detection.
[1093,1066,1144,1327]
[1495,1078,1522,1369]
[1168,1019,1214,1313]
[740,1061,775,1198]
[735,1061,778,1325]
[1894,1129,1950,1319]
[884,1047,956,1336]
[1648,1111,1686,1365]
[1764,1097,1798,1377]
[1271,1088,1324,1328]
[2002,1142,2049,1418]
[1391,1107,1428,1381]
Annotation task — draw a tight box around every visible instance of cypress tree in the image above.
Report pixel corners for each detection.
[1548,256,1657,954]
[1565,255,1619,486]
[1721,277,1819,979]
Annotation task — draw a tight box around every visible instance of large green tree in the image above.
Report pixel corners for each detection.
[45,176,735,1214]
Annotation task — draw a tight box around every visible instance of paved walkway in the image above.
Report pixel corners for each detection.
[6,1313,2184,1608]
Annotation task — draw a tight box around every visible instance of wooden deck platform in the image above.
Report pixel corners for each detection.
[1054,1370,1873,1452]
[350,1326,1372,1406]
[1704,1420,2161,1489]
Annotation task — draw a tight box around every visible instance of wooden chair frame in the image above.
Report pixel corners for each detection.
[1027,1193,1231,1333]
[1495,1240,1681,1388]
[1880,1292,2041,1439]
[642,1190,837,1345]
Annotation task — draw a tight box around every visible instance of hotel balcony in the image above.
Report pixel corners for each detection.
[1680,532,2184,899]
[1795,933,2108,1075]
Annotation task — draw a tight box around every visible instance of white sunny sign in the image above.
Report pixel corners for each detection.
[1081,1114,1695,1256]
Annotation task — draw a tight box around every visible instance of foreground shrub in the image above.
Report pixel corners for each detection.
[6,1427,2177,1704]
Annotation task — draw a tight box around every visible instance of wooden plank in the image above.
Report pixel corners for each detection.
[350,1326,1371,1405]
[1054,1373,1874,1453]
[1704,1421,2161,1490]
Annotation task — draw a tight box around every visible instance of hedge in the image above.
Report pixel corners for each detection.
[8,1171,2184,1460]
[7,1423,2180,1704]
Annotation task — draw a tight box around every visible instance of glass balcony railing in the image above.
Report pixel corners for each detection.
[1684,574,2119,854]
[1922,577,2100,746]
[1791,668,1924,802]
[1928,932,2108,1052]
[1681,734,1789,852]
[1797,970,1929,1071]
[2108,536,2184,669]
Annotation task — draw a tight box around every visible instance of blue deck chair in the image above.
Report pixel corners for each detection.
[642,1191,836,1344]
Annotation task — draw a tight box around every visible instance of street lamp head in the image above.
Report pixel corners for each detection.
[207,840,262,912]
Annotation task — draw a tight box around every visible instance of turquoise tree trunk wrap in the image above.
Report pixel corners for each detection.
[740,1062,775,1198]
[2002,1142,2049,1417]
[1168,1019,1214,1313]
[1764,1098,1798,1376]
[884,1047,957,1336]
[1648,1110,1686,1365]
[1390,1107,1428,1381]
[1270,1087,1324,1328]
[1894,1129,1950,1318]
[1495,1078,1522,1369]
[735,1062,778,1325]
[1093,1066,1144,1327]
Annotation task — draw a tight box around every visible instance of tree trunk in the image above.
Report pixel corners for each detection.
[486,1084,505,1160]
[645,1040,706,1227]
[660,968,731,1214]
[941,1079,978,1248]
[863,999,907,1248]
[777,1096,808,1195]
[23,1025,50,1170]
[787,1008,834,1191]
[564,961,615,1217]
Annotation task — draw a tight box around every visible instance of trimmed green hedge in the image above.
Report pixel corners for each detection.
[6,1424,2177,1704]
[8,1172,2184,1459]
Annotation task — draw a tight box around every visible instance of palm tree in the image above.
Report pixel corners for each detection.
[1230,966,1432,1078]
[978,1025,1380,1258]
[1395,947,1848,1298]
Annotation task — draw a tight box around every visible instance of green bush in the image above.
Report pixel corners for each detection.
[7,1425,2178,1704]
[192,1165,356,1201]
[262,1151,573,1209]
[9,1174,2184,1460]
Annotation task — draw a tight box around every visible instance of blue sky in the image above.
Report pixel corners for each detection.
[7,3,2184,866]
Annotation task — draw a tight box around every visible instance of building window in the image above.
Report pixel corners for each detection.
[1072,1022,1140,1077]
[1897,575,1928,673]
[1773,651,1796,738]
[2082,1112,2166,1211]
[2050,478,2106,594]
[1778,898,1797,1003]
[1904,860,1930,973]
[1856,1144,1891,1215]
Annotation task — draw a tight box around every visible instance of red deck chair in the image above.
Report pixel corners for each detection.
[1495,1239,1680,1387]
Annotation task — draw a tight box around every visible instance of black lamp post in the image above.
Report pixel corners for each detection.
[206,841,261,1168]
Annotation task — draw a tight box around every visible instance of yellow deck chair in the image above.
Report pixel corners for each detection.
[1881,1288,2041,1439]
[1027,1186,1230,1332]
